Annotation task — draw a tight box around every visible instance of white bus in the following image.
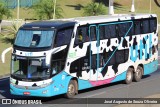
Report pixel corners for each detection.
[10,14,158,98]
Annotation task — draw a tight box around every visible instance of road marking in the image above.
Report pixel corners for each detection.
[80,91,106,98]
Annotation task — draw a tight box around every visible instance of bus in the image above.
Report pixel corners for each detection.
[10,14,158,98]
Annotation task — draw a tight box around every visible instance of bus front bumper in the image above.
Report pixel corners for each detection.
[10,84,63,97]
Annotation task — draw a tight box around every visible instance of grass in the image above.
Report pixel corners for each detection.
[5,0,160,22]
[0,0,160,76]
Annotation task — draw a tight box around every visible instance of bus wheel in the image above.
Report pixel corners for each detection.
[134,66,143,82]
[125,68,133,84]
[65,80,76,98]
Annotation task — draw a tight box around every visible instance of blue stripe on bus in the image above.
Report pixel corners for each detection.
[78,79,93,90]
[143,60,158,75]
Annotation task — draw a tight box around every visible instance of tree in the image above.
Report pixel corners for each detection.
[0,2,12,32]
[83,2,106,16]
[32,0,63,20]
[1,21,22,44]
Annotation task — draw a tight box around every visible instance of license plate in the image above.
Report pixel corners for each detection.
[23,92,30,95]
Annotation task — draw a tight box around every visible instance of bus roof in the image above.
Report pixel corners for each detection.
[21,14,157,29]
[70,13,157,25]
[21,20,76,29]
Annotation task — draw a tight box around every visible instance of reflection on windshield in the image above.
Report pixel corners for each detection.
[11,56,50,80]
[14,30,54,48]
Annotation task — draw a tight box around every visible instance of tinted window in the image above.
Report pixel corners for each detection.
[116,50,124,63]
[99,26,105,39]
[102,51,116,65]
[125,49,129,61]
[55,28,73,47]
[105,24,116,38]
[91,55,97,69]
[109,53,116,65]
[118,23,128,37]
[150,18,157,33]
[75,26,89,45]
[142,20,149,33]
[134,21,141,35]
[127,22,134,36]
[90,26,96,41]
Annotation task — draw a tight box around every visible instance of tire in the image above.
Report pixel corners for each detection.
[134,66,143,82]
[65,80,76,98]
[125,68,133,84]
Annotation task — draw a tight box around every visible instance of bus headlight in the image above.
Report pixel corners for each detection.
[10,78,16,86]
[39,81,53,88]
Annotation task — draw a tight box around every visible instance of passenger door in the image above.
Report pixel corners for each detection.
[89,25,100,82]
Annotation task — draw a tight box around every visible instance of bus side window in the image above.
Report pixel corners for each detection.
[99,26,105,39]
[75,26,89,46]
[90,26,96,41]
[109,53,116,65]
[110,24,116,38]
[134,21,141,35]
[142,19,149,34]
[116,50,125,63]
[124,49,129,62]
[55,28,73,47]
[51,50,66,76]
[55,30,65,47]
[64,29,73,44]
[104,24,116,38]
[82,26,89,42]
[150,18,157,33]
[77,28,83,43]
[107,51,116,65]
[91,55,97,69]
[127,22,134,36]
[118,23,127,37]
[104,25,109,39]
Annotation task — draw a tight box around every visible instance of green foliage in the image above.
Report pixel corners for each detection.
[1,21,22,44]
[83,2,106,16]
[0,2,12,20]
[32,0,63,20]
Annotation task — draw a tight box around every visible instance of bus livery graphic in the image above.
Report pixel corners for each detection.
[10,14,158,98]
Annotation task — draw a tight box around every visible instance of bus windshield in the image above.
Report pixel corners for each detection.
[14,29,54,48]
[11,56,51,81]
